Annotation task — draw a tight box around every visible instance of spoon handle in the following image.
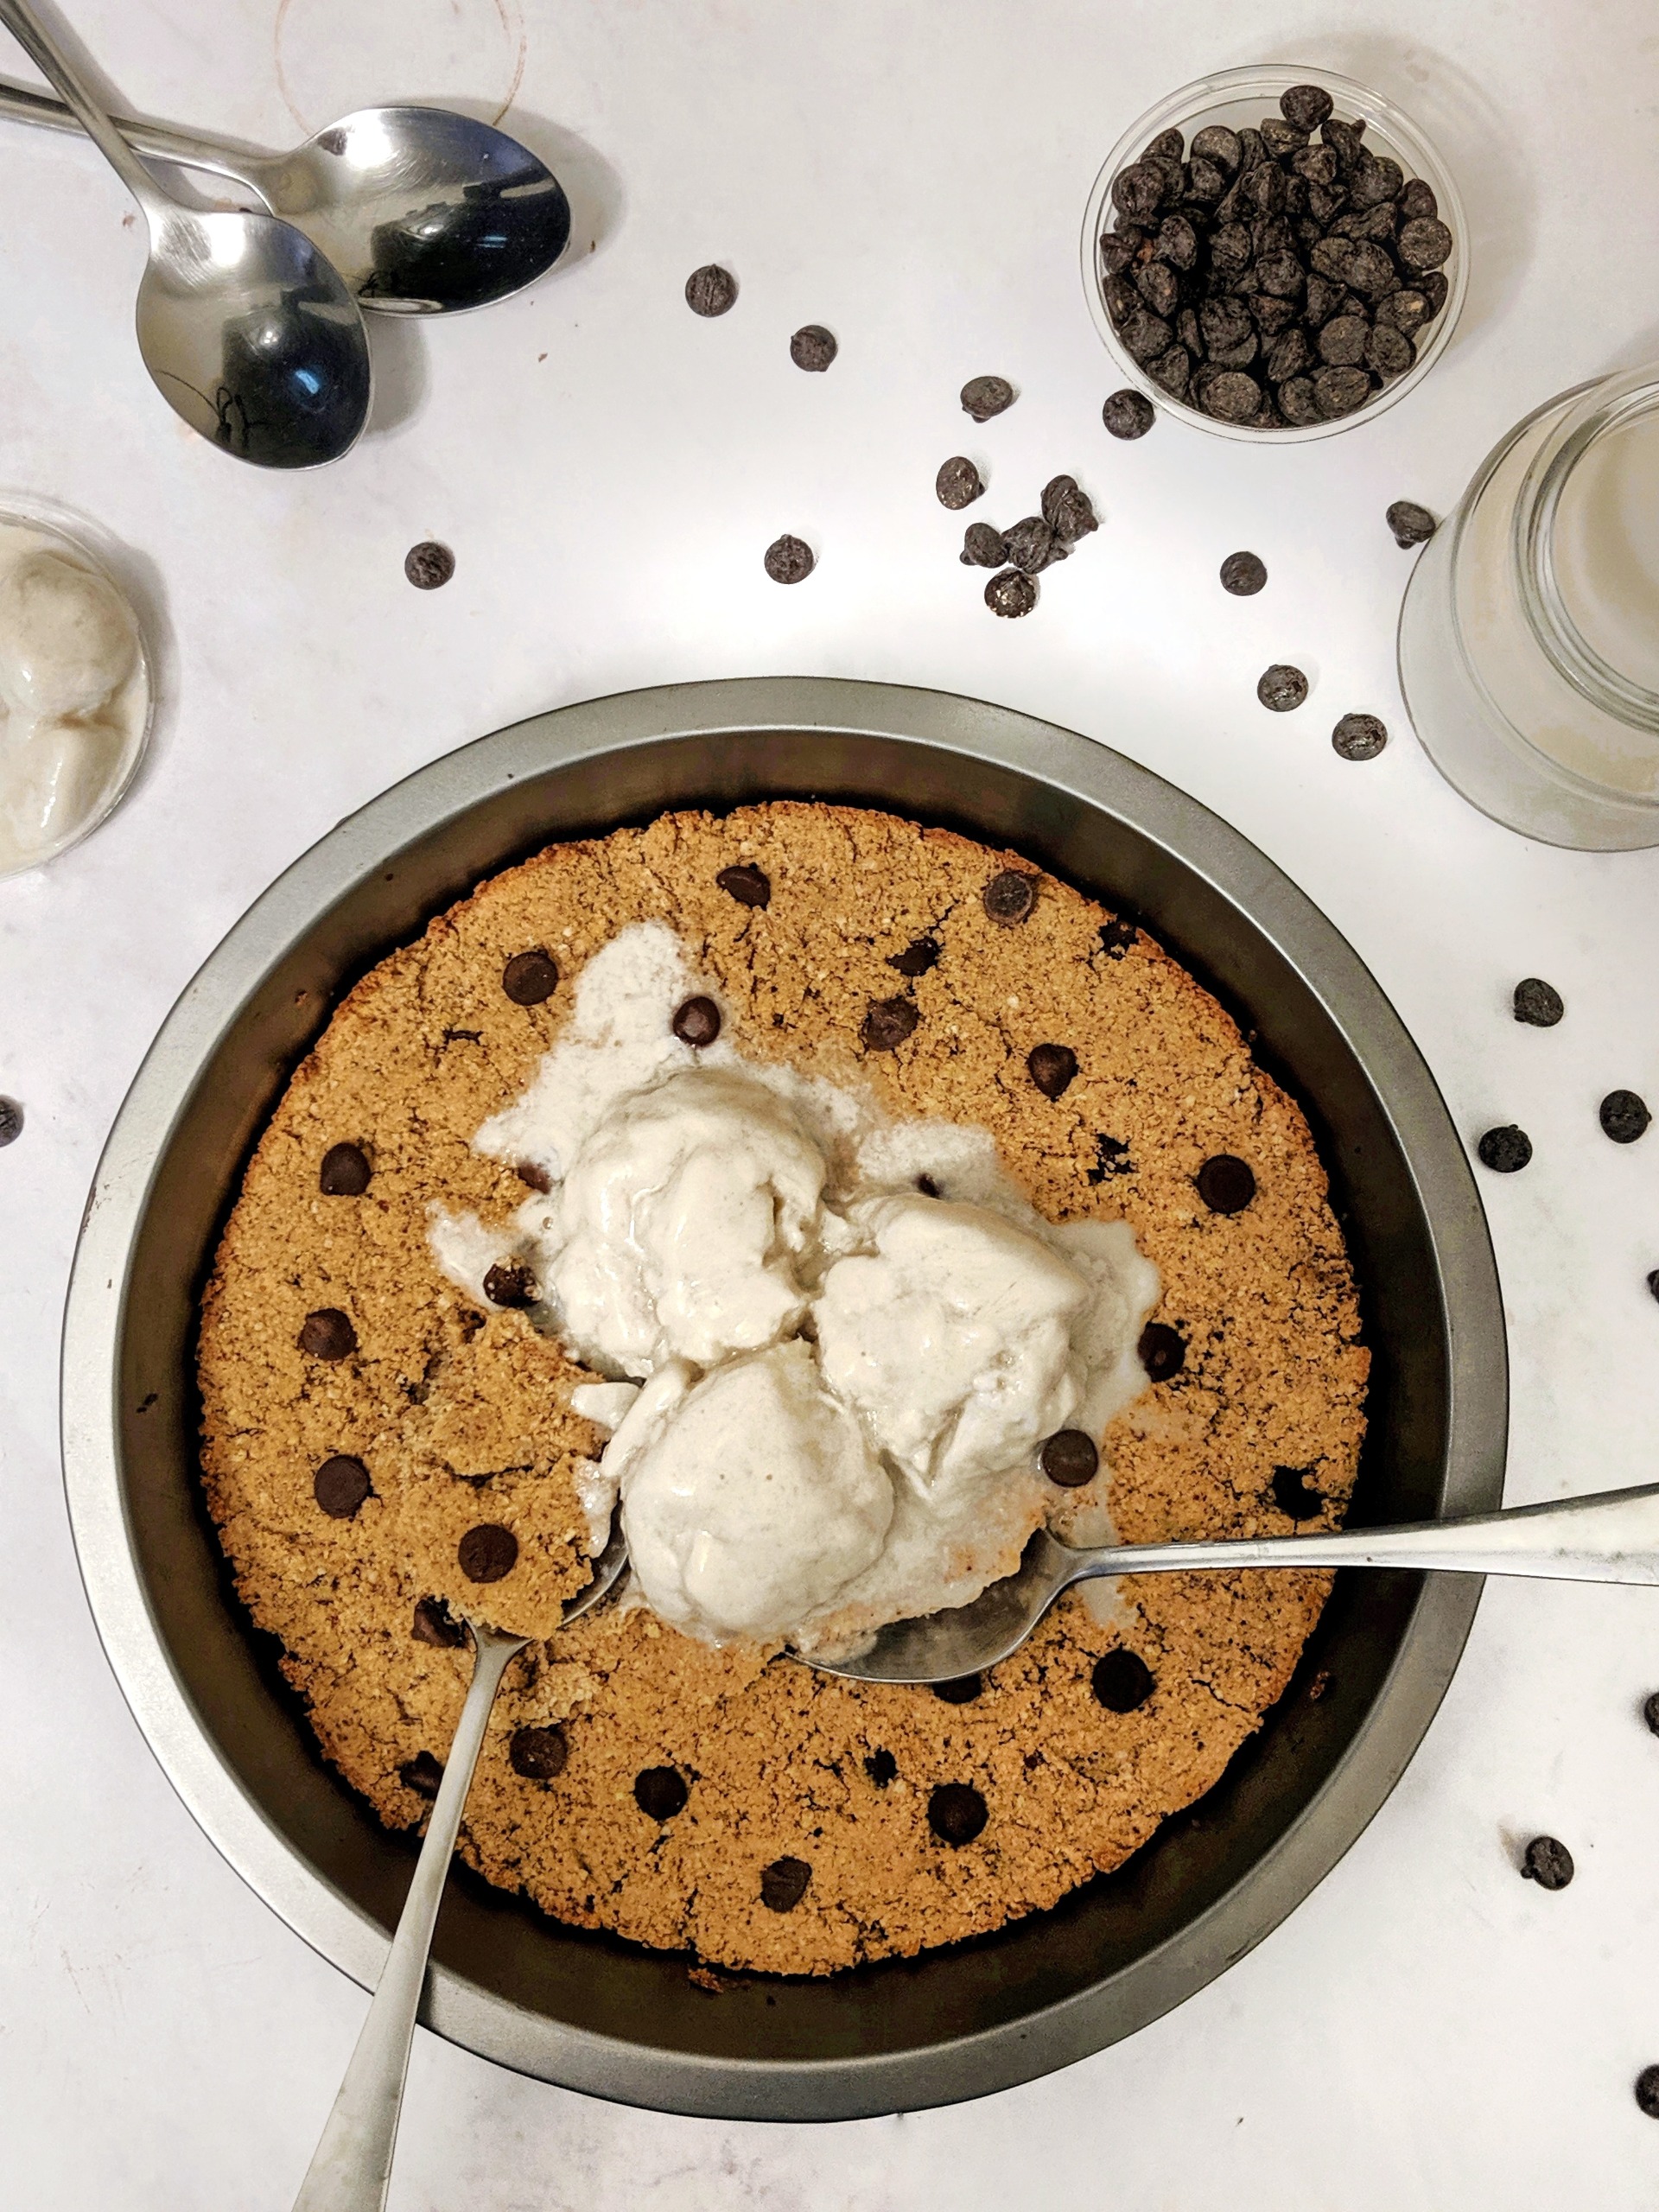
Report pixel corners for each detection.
[0,72,264,188]
[291,1623,527,2212]
[1065,1481,1659,1587]
[0,2,168,214]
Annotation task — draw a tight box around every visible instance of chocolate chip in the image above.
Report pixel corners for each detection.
[1279,376,1319,426]
[1102,389,1156,439]
[927,1783,988,1846]
[1318,314,1369,368]
[511,1724,569,1780]
[1027,1043,1078,1099]
[1478,1124,1532,1173]
[1400,177,1439,222]
[1601,1090,1651,1144]
[982,869,1036,925]
[1087,1133,1133,1182]
[685,264,736,316]
[404,541,454,589]
[861,996,918,1052]
[1312,365,1372,419]
[1040,1430,1099,1487]
[0,1096,21,1147]
[502,949,558,1005]
[1648,1271,1659,1306]
[634,1764,690,1820]
[1637,2067,1659,2120]
[1220,550,1267,595]
[1041,474,1098,542]
[1513,978,1564,1027]
[672,995,721,1046]
[936,455,984,510]
[1197,370,1262,424]
[1281,83,1333,131]
[1272,1464,1323,1519]
[864,1748,898,1786]
[1097,916,1136,957]
[1332,712,1388,760]
[1196,1154,1255,1214]
[1092,1649,1154,1712]
[412,1595,467,1649]
[790,323,836,372]
[984,567,1037,617]
[1257,663,1308,712]
[1419,270,1449,317]
[1191,123,1243,170]
[1397,216,1453,270]
[1644,1691,1659,1735]
[1387,499,1438,548]
[960,521,1009,568]
[313,1454,372,1518]
[888,937,940,977]
[483,1260,537,1308]
[933,1675,983,1705]
[760,1855,812,1911]
[399,1751,444,1799]
[516,1160,553,1193]
[1521,1834,1573,1889]
[1003,516,1066,575]
[458,1522,518,1582]
[961,374,1015,423]
[298,1308,356,1360]
[764,533,814,584]
[319,1141,371,1197]
[716,861,771,907]
[1137,1320,1186,1382]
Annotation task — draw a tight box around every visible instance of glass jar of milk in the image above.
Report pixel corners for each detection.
[1398,365,1659,849]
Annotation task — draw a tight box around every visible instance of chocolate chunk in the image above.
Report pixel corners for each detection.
[1397,216,1453,270]
[1097,915,1136,957]
[961,374,1015,422]
[457,1522,518,1582]
[483,1260,537,1308]
[412,1595,467,1649]
[1332,712,1389,761]
[511,1725,569,1781]
[0,1096,21,1147]
[764,533,814,584]
[404,541,454,589]
[1637,2067,1659,2120]
[888,937,940,977]
[1041,474,1098,543]
[502,948,558,1005]
[984,568,1037,618]
[1280,83,1333,131]
[1272,1464,1324,1519]
[319,1141,371,1196]
[1198,370,1262,423]
[1220,550,1268,596]
[1087,1133,1133,1182]
[298,1308,356,1361]
[1102,389,1155,439]
[927,1783,988,1846]
[313,1454,372,1518]
[1137,1320,1186,1381]
[1040,1429,1099,1487]
[716,861,771,907]
[1387,499,1438,548]
[1091,1649,1154,1712]
[685,263,737,315]
[399,1751,444,1800]
[1512,978,1564,1027]
[671,995,721,1046]
[790,323,836,372]
[861,996,918,1052]
[933,1674,983,1705]
[1602,1090,1651,1144]
[1027,1043,1077,1098]
[760,1855,812,1911]
[1312,365,1372,418]
[982,869,1037,925]
[1478,1124,1532,1173]
[960,521,1009,567]
[633,1764,690,1820]
[516,1160,553,1192]
[1004,516,1065,575]
[936,455,984,510]
[1257,664,1308,712]
[1521,1834,1573,1889]
[1197,1153,1256,1213]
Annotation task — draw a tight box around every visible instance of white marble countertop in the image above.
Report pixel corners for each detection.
[3,0,1658,2203]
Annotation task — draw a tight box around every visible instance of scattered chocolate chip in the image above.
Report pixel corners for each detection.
[1102,388,1156,439]
[1478,1124,1532,1173]
[1332,712,1388,760]
[404,541,454,589]
[1281,83,1333,131]
[1003,515,1067,575]
[933,1675,983,1705]
[1257,663,1309,712]
[1137,1320,1186,1382]
[298,1308,356,1361]
[1041,474,1098,542]
[790,323,836,372]
[515,1160,553,1193]
[861,996,918,1052]
[1092,1648,1154,1713]
[1387,499,1438,547]
[936,455,984,510]
[1649,1271,1659,1306]
[1220,550,1268,595]
[984,567,1037,617]
[672,995,722,1046]
[760,1855,812,1911]
[1040,1430,1099,1487]
[1197,1153,1256,1213]
[764,533,814,584]
[864,1748,898,1786]
[1097,915,1137,957]
[511,1725,569,1781]
[0,1096,21,1147]
[1637,2067,1659,2120]
[960,521,1008,567]
[634,1764,690,1820]
[961,374,1015,423]
[1087,1133,1133,1182]
[1520,1834,1573,1890]
[982,869,1037,924]
[399,1751,444,1800]
[928,1783,988,1846]
[457,1522,518,1583]
[1644,1692,1659,1735]
[685,264,737,316]
[502,949,558,1005]
[313,1454,372,1518]
[888,937,940,977]
[1601,1090,1651,1144]
[1272,1464,1324,1519]
[1513,978,1564,1028]
[412,1595,467,1649]
[716,861,771,908]
[483,1260,537,1308]
[319,1141,371,1197]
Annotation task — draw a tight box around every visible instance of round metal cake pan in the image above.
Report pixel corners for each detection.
[61,676,1508,2122]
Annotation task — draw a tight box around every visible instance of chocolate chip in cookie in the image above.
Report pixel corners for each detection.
[458,1523,518,1583]
[861,995,918,1052]
[1040,1430,1099,1487]
[313,1454,372,1518]
[1092,1649,1154,1713]
[634,1765,690,1820]
[716,861,771,908]
[933,1674,983,1705]
[928,1783,988,1845]
[482,1261,538,1309]
[318,1141,371,1196]
[298,1308,356,1361]
[672,995,721,1047]
[502,949,558,1005]
[1087,1133,1133,1183]
[982,870,1036,925]
[760,1855,812,1911]
[1097,915,1136,957]
[1137,1320,1186,1382]
[399,1751,444,1799]
[864,1749,898,1787]
[1271,1464,1324,1520]
[412,1595,467,1649]
[511,1726,569,1781]
[1028,1043,1078,1098]
[515,1160,553,1193]
[1197,1153,1256,1214]
[887,937,940,977]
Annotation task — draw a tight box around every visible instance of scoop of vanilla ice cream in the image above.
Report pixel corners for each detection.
[0,549,137,719]
[610,1343,894,1641]
[0,715,123,863]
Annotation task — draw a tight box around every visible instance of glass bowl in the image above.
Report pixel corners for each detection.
[1080,63,1469,444]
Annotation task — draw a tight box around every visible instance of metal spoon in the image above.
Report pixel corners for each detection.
[812,1481,1659,1686]
[292,1514,628,2212]
[0,77,571,314]
[0,0,370,468]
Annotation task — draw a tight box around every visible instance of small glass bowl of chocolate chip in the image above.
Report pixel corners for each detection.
[1081,65,1466,441]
